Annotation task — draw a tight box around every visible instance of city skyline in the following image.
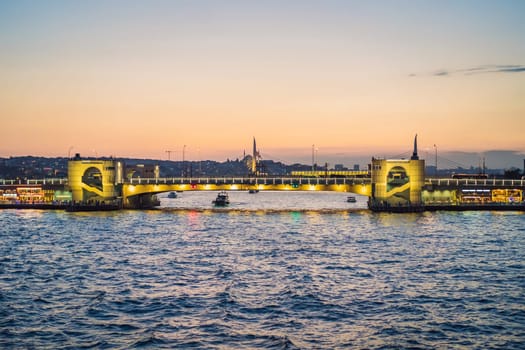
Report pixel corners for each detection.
[1,1,524,166]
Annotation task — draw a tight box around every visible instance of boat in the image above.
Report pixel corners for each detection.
[167,191,178,199]
[212,191,230,206]
[0,202,69,210]
[65,202,121,212]
[248,189,259,194]
[347,196,357,203]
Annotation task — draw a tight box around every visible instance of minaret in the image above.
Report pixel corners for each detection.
[411,134,419,160]
[251,137,257,174]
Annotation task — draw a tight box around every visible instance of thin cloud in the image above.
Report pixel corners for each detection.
[463,65,525,75]
[433,70,449,76]
[410,64,525,77]
[488,66,525,73]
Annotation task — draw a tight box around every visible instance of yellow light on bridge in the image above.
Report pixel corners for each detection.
[230,185,238,190]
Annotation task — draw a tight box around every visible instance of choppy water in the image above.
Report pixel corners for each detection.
[1,191,524,349]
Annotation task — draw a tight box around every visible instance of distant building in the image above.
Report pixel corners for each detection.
[127,164,159,179]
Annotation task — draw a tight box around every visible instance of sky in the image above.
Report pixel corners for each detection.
[1,0,524,168]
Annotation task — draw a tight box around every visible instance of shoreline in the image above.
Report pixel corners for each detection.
[1,203,525,213]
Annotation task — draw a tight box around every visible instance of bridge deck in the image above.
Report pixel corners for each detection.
[128,176,370,186]
[122,177,373,198]
[2,177,525,188]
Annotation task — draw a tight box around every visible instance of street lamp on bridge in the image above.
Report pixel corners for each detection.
[182,145,187,177]
[434,144,437,176]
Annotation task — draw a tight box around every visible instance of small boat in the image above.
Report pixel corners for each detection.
[167,191,178,199]
[248,189,259,194]
[212,191,230,206]
[66,203,121,212]
[347,196,357,203]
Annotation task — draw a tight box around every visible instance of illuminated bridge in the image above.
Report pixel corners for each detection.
[2,137,524,210]
[122,176,524,208]
[123,176,372,206]
[3,177,523,191]
[3,176,524,210]
[4,177,524,188]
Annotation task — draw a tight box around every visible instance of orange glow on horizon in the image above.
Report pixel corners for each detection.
[0,1,523,167]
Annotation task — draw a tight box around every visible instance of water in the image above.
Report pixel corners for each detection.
[1,192,524,349]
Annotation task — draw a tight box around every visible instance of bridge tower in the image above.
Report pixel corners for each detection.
[369,135,425,209]
[67,154,123,204]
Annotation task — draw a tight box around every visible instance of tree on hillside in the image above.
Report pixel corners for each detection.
[503,167,521,179]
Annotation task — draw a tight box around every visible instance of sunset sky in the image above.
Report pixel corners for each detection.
[1,0,524,167]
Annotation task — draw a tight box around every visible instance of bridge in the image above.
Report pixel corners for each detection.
[3,174,524,210]
[1,137,524,210]
[126,176,525,190]
[3,176,523,191]
[2,175,525,210]
[122,176,372,207]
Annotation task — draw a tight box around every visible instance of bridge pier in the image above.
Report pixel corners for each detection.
[368,136,426,211]
[67,155,123,205]
[123,193,160,209]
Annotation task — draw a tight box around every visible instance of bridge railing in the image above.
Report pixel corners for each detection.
[3,177,523,188]
[0,178,68,185]
[426,178,525,187]
[128,177,371,186]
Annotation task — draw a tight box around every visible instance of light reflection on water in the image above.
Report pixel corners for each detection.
[1,192,524,349]
[158,190,368,211]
